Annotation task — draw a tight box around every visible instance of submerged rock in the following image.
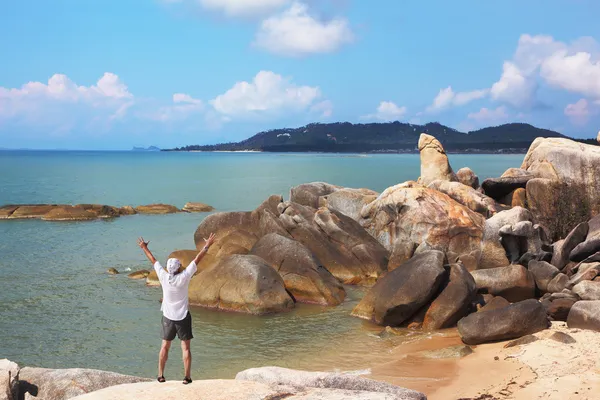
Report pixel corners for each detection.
[42,206,98,221]
[8,205,57,219]
[106,268,119,275]
[457,299,550,345]
[250,233,345,306]
[351,250,446,326]
[127,269,149,280]
[134,204,180,214]
[182,202,214,213]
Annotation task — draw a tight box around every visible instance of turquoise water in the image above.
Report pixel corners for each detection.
[0,151,524,379]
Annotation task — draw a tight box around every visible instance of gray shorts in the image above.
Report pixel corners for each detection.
[161,312,193,341]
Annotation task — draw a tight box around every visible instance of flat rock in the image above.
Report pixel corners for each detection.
[76,204,120,218]
[41,206,98,221]
[567,300,600,332]
[352,250,446,326]
[235,366,426,400]
[415,345,474,359]
[457,299,550,345]
[8,205,57,219]
[188,254,294,315]
[134,204,180,214]
[182,202,214,213]
[0,205,19,219]
[470,264,536,302]
[118,206,136,215]
[250,233,345,306]
[416,133,458,186]
[18,367,148,400]
[572,280,600,300]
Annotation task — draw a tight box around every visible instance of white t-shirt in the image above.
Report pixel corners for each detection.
[153,260,197,321]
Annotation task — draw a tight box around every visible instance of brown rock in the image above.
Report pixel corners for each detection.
[482,175,535,200]
[290,182,341,209]
[182,202,214,213]
[528,260,560,292]
[428,180,503,218]
[250,233,345,306]
[145,250,210,286]
[127,270,150,280]
[106,268,119,275]
[479,296,510,313]
[547,273,569,293]
[549,331,576,344]
[41,206,98,221]
[0,205,19,219]
[566,262,600,288]
[318,187,379,221]
[361,181,484,271]
[510,188,527,208]
[572,280,600,300]
[567,300,600,331]
[8,205,57,219]
[551,222,588,270]
[470,264,536,302]
[501,168,531,178]
[504,334,538,348]
[456,167,480,189]
[76,204,120,218]
[134,204,180,214]
[545,298,576,321]
[416,134,458,186]
[118,206,136,215]
[188,255,294,315]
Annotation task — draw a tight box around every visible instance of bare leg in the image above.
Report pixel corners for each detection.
[158,340,171,378]
[181,339,192,379]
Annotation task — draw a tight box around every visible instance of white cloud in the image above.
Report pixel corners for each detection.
[426,86,488,112]
[467,106,509,123]
[210,70,322,118]
[198,0,289,17]
[361,101,407,121]
[0,73,133,131]
[564,99,591,125]
[149,93,204,122]
[490,62,537,108]
[541,51,600,99]
[310,100,333,118]
[254,2,353,57]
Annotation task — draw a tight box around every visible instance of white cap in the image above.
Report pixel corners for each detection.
[166,258,182,275]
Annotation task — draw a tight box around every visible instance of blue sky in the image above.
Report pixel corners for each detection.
[1,0,599,149]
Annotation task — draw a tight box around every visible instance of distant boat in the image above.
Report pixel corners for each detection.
[131,146,161,152]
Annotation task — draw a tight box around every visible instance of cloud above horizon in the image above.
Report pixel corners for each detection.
[361,101,407,121]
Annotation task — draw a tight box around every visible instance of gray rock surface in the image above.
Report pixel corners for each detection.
[529,261,560,292]
[547,273,569,293]
[470,264,536,302]
[551,222,588,269]
[572,280,600,300]
[567,300,600,332]
[0,359,19,400]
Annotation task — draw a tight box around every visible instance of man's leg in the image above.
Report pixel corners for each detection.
[181,339,192,379]
[158,340,171,378]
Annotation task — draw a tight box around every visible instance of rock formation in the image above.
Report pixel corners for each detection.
[416,133,458,186]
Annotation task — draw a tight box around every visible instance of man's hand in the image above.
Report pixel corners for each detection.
[137,237,150,249]
[203,233,216,250]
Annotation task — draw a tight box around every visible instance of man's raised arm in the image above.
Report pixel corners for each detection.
[193,233,216,266]
[138,237,158,266]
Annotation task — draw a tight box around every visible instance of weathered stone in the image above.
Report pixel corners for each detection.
[587,214,600,240]
[422,263,477,330]
[41,206,98,221]
[478,296,510,313]
[361,181,484,271]
[503,334,538,348]
[0,205,19,219]
[549,331,576,344]
[8,205,57,219]
[529,260,560,292]
[482,175,535,200]
[76,204,120,218]
[501,168,531,178]
[457,299,550,345]
[416,134,458,186]
[279,202,388,284]
[566,262,600,289]
[544,298,576,321]
[290,182,341,209]
[456,167,480,189]
[106,268,119,275]
[0,359,19,400]
[570,238,600,262]
[127,269,149,279]
[551,223,589,269]
[351,251,446,326]
[250,233,345,306]
[188,255,294,315]
[134,204,180,214]
[18,367,148,400]
[547,273,569,293]
[567,300,600,332]
[511,188,527,208]
[182,202,214,213]
[387,241,418,271]
[572,280,600,300]
[470,264,536,302]
[428,180,502,217]
[235,367,427,400]
[318,187,379,221]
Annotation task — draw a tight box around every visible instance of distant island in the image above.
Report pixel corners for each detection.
[132,146,161,152]
[162,122,590,154]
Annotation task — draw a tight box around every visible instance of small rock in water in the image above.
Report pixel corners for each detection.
[182,202,215,213]
[107,268,119,275]
[127,269,150,279]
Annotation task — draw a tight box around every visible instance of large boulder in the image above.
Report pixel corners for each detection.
[188,254,294,314]
[567,300,600,331]
[351,250,447,326]
[235,367,427,400]
[278,202,388,284]
[361,181,484,271]
[428,180,503,218]
[481,175,535,200]
[290,182,341,209]
[528,261,560,292]
[456,167,479,189]
[250,233,345,306]
[566,262,600,288]
[134,204,180,214]
[18,367,148,400]
[551,222,589,269]
[470,264,536,302]
[572,280,600,300]
[457,299,550,345]
[416,134,458,186]
[570,238,600,262]
[522,138,600,239]
[41,206,98,221]
[318,187,379,221]
[422,262,477,330]
[0,359,19,400]
[543,297,576,321]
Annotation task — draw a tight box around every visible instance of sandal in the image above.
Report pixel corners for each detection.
[183,377,192,385]
[157,376,166,383]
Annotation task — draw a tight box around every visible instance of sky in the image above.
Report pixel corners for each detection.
[1,0,599,150]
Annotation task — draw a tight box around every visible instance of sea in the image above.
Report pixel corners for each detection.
[0,150,524,379]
